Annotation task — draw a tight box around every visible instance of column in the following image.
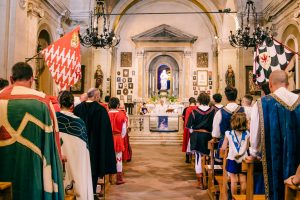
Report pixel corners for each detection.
[136,50,144,98]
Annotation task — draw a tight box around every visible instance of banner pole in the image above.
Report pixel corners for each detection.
[25,51,42,63]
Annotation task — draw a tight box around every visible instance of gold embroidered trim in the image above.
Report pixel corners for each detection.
[270,93,300,111]
[0,100,53,158]
[11,86,46,98]
[258,99,270,200]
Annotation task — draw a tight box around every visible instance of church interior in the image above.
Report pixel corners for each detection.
[1,0,300,200]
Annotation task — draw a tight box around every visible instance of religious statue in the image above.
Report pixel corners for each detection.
[225,65,235,87]
[285,58,296,91]
[94,65,103,89]
[160,70,169,90]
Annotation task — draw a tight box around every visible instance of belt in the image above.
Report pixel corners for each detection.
[193,129,209,133]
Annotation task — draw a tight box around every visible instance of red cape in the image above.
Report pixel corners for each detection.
[182,105,198,152]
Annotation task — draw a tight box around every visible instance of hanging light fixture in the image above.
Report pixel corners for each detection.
[79,0,120,49]
[229,0,272,49]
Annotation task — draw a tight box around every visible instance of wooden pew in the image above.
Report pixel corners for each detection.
[285,182,300,200]
[206,140,223,200]
[0,182,12,200]
[232,159,265,200]
[215,148,229,200]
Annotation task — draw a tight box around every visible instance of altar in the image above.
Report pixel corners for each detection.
[149,113,180,132]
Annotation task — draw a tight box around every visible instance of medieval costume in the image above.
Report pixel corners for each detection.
[186,105,216,189]
[182,105,198,152]
[212,103,244,162]
[56,111,93,200]
[74,101,116,192]
[0,86,64,200]
[99,102,109,111]
[118,109,132,162]
[108,109,127,184]
[250,87,300,200]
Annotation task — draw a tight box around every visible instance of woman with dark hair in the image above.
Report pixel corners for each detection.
[186,92,217,189]
[56,91,93,200]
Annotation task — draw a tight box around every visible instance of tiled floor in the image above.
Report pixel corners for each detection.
[106,144,210,200]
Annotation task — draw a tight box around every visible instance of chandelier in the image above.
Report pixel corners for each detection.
[79,0,120,49]
[229,0,272,49]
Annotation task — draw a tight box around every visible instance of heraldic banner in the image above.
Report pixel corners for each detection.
[42,26,81,90]
[253,37,296,85]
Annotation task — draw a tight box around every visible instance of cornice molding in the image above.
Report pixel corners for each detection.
[263,0,295,22]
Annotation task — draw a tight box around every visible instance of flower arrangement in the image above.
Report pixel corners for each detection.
[167,95,177,103]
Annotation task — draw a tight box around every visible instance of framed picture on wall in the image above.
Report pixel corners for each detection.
[193,82,197,86]
[123,69,129,77]
[123,88,129,95]
[71,65,85,94]
[118,83,123,89]
[121,52,132,67]
[197,70,208,86]
[117,77,121,82]
[197,52,208,68]
[194,90,198,96]
[193,76,197,80]
[128,77,132,82]
[117,90,121,95]
[128,83,133,89]
[122,78,127,83]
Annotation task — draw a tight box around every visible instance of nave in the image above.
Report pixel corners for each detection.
[107,145,209,200]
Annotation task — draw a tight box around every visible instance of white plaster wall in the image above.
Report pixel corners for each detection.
[0,0,11,79]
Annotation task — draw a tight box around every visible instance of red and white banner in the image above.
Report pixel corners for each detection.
[42,26,81,90]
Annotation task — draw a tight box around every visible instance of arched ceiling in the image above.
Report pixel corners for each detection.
[110,0,224,35]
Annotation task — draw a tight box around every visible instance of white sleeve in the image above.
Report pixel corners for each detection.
[249,102,261,157]
[121,122,127,138]
[212,110,222,138]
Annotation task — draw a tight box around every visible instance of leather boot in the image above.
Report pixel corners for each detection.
[196,173,204,190]
[185,154,191,163]
[116,172,125,185]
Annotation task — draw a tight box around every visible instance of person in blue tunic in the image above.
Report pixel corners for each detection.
[212,86,244,162]
[249,70,300,200]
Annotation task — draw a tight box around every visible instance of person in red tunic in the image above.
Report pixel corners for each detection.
[118,104,132,162]
[108,97,127,185]
[182,97,198,163]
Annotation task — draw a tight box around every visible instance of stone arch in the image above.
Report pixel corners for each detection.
[36,25,53,94]
[281,24,300,89]
[148,55,180,97]
[110,0,222,37]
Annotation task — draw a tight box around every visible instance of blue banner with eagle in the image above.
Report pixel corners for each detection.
[253,37,296,85]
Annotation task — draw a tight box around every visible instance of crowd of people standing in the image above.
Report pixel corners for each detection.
[182,70,300,199]
[0,62,131,200]
[1,62,300,200]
